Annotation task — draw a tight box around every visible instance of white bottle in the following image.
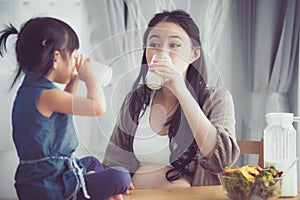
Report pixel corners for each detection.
[145,53,172,90]
[264,112,297,197]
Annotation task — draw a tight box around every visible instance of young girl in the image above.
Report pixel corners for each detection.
[0,17,131,200]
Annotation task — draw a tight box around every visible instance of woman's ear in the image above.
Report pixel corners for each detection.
[190,47,201,64]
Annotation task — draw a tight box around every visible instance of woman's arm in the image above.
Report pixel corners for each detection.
[175,86,218,157]
[195,88,239,172]
[149,60,217,157]
[144,62,239,171]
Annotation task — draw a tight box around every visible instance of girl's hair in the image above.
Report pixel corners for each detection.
[0,17,80,89]
[127,10,207,181]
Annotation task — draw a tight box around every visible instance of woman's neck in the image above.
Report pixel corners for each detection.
[156,87,178,105]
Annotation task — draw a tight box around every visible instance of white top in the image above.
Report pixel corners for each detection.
[133,93,170,166]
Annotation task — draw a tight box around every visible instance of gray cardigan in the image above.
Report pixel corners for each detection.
[103,87,240,186]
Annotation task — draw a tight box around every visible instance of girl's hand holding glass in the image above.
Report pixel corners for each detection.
[75,55,94,82]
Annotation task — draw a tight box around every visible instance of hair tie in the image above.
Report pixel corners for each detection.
[42,40,47,47]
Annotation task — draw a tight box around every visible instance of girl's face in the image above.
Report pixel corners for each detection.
[53,50,77,84]
[145,21,199,75]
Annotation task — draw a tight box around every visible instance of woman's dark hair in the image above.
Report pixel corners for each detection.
[0,17,80,89]
[127,10,207,182]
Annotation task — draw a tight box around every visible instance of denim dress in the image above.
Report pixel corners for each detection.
[12,71,87,200]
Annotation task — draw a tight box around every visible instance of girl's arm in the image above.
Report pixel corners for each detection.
[37,57,107,117]
[64,77,79,94]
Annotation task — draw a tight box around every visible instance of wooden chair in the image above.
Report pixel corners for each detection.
[237,137,264,167]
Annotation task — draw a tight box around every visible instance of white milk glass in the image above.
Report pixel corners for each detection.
[74,51,113,87]
[74,59,112,87]
[90,59,113,87]
[264,112,297,197]
[145,53,172,90]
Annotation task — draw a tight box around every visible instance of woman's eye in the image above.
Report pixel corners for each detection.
[149,43,160,48]
[170,43,181,48]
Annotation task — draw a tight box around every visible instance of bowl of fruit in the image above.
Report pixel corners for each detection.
[220,165,283,200]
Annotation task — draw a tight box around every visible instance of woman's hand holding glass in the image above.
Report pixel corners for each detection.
[148,54,186,95]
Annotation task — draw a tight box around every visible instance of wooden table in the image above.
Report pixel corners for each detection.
[124,182,300,200]
[0,183,299,200]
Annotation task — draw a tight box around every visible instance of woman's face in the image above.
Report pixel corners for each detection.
[145,21,198,74]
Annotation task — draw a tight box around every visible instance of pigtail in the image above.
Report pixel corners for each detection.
[0,23,18,57]
[0,23,19,90]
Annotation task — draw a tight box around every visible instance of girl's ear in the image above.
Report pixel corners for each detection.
[53,50,61,69]
[189,47,201,64]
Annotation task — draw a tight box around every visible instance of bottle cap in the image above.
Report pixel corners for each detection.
[266,112,294,125]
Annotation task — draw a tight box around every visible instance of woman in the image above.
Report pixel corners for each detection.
[104,10,240,189]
